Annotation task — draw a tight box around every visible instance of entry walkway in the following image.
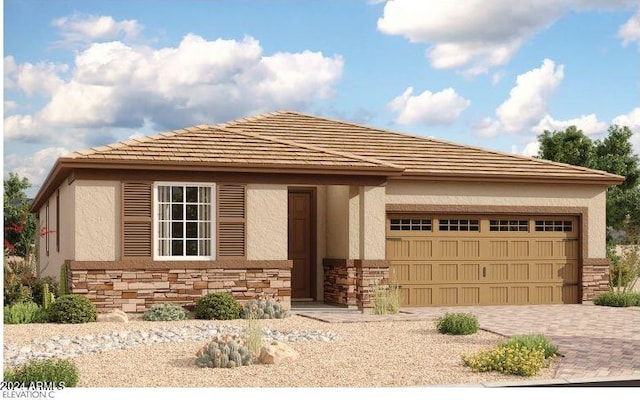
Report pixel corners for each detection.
[296,304,640,380]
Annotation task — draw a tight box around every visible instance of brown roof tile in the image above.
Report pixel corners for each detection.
[64,125,401,173]
[221,111,624,184]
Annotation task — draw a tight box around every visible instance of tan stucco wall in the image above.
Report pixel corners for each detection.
[75,181,120,261]
[246,184,288,260]
[386,180,609,259]
[37,181,76,277]
[315,185,326,301]
[361,186,386,259]
[325,185,350,258]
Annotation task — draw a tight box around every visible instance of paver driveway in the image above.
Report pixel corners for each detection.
[298,304,640,380]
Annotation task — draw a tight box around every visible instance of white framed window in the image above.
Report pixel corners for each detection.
[153,183,216,260]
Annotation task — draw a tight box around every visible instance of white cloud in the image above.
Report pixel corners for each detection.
[4,147,69,191]
[388,86,470,125]
[618,7,640,46]
[613,107,640,155]
[474,117,502,138]
[377,0,565,75]
[496,59,564,133]
[522,141,541,157]
[3,115,43,141]
[4,34,344,145]
[52,14,142,46]
[534,113,608,136]
[4,101,18,113]
[613,107,640,130]
[376,0,638,75]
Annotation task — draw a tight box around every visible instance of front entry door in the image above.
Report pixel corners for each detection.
[288,189,315,300]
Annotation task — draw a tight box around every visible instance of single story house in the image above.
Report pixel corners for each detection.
[30,111,625,312]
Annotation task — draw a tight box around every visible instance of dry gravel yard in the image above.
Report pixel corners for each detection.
[3,315,559,387]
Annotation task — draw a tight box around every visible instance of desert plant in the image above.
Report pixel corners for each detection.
[369,279,400,315]
[194,292,241,320]
[195,334,254,368]
[500,334,558,359]
[47,294,97,324]
[31,276,59,307]
[462,343,546,377]
[593,290,640,307]
[3,359,79,387]
[436,312,480,335]
[240,293,290,319]
[142,303,188,321]
[610,246,640,291]
[242,302,264,356]
[3,257,35,305]
[4,301,47,324]
[59,262,69,296]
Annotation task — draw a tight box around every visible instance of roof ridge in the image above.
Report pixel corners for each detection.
[266,110,624,180]
[217,125,404,171]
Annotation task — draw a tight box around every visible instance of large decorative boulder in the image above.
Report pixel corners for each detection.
[258,341,299,365]
[97,309,129,323]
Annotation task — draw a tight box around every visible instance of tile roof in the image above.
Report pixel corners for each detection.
[221,111,625,184]
[64,125,401,173]
[59,110,624,184]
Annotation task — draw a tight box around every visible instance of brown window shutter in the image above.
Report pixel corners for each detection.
[217,184,246,259]
[122,182,152,259]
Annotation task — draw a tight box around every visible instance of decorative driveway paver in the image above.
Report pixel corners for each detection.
[297,304,640,380]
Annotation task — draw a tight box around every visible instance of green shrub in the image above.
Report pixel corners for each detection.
[142,303,188,321]
[240,294,290,319]
[194,292,241,320]
[3,359,79,387]
[500,334,558,359]
[47,294,97,324]
[593,291,640,307]
[3,301,47,324]
[195,334,253,368]
[436,312,480,335]
[462,343,545,377]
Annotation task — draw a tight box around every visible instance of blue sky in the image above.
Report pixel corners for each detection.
[3,0,640,196]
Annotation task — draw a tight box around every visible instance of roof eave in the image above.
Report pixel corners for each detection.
[30,157,404,212]
[392,173,626,186]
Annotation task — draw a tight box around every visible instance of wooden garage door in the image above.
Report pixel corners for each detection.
[386,215,580,306]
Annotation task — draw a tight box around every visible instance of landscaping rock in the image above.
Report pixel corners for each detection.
[258,341,299,365]
[97,309,129,323]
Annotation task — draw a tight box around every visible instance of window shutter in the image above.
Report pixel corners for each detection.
[217,184,246,258]
[122,182,152,259]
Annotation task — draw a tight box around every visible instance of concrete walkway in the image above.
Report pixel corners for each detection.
[296,304,640,381]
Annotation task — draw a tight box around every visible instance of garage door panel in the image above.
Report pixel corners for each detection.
[487,263,508,281]
[387,214,580,306]
[386,240,409,259]
[413,240,433,258]
[511,241,530,258]
[490,241,509,258]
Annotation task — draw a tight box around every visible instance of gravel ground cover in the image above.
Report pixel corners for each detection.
[3,315,559,387]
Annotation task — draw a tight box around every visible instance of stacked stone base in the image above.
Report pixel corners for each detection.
[323,259,390,310]
[582,262,610,301]
[68,261,292,313]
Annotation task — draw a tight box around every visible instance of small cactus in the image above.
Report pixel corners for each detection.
[42,283,55,311]
[240,293,290,319]
[195,335,254,368]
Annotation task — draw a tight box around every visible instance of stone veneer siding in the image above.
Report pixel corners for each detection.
[323,259,390,310]
[68,261,292,312]
[581,261,610,301]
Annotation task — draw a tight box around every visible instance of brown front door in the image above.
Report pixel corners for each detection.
[288,189,315,300]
